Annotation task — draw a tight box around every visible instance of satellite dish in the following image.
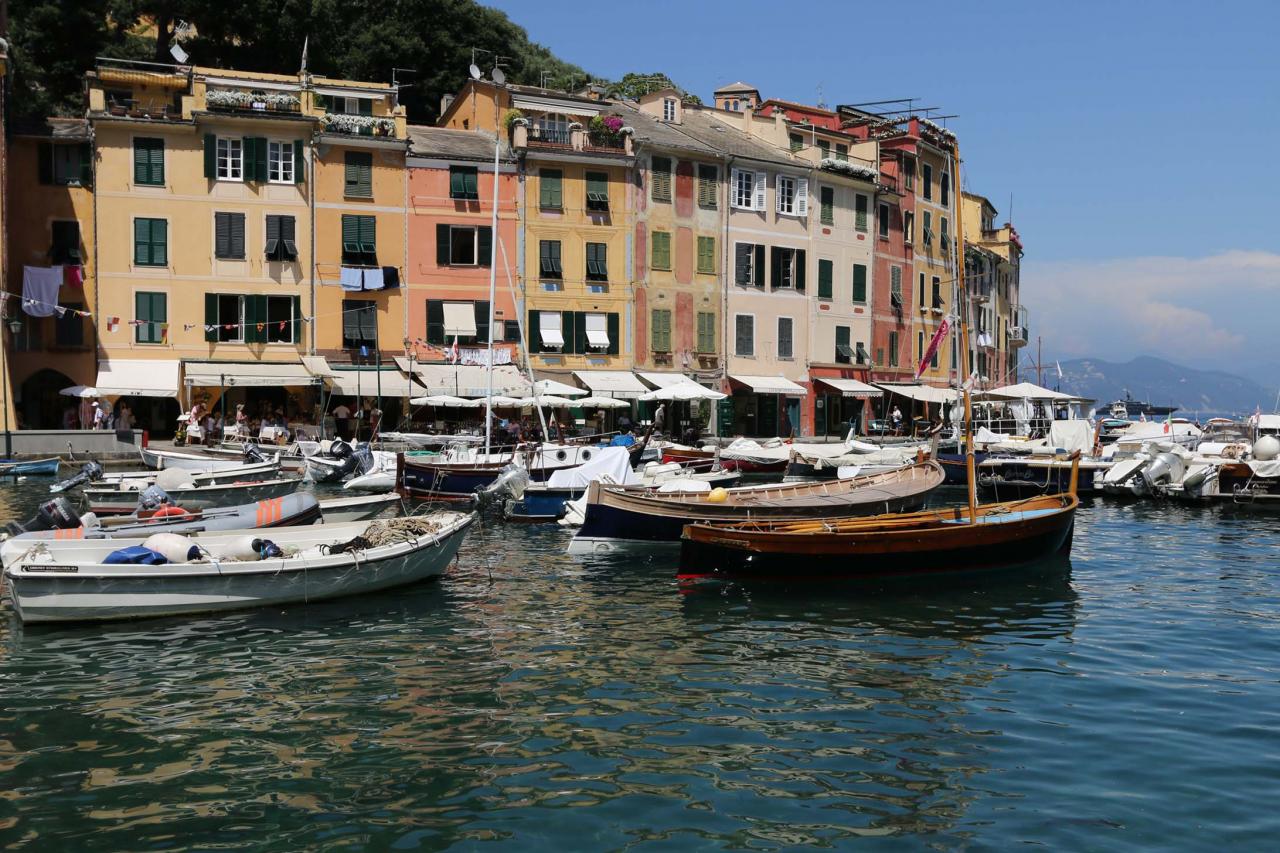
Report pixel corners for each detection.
[170,43,190,64]
[469,63,482,80]
[491,66,506,85]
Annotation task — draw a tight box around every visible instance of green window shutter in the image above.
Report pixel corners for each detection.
[133,140,148,185]
[526,310,540,353]
[342,215,361,261]
[820,187,834,225]
[345,152,372,197]
[230,213,245,259]
[464,168,479,198]
[427,300,445,345]
[818,259,833,299]
[697,164,717,208]
[449,167,464,198]
[294,139,305,183]
[473,301,490,344]
[134,219,149,265]
[651,309,669,351]
[561,310,576,353]
[241,137,256,181]
[148,139,164,185]
[292,296,302,343]
[253,295,269,343]
[266,214,281,259]
[38,143,53,184]
[855,194,868,232]
[435,223,450,265]
[697,236,715,274]
[651,232,670,271]
[852,264,868,303]
[540,169,562,208]
[244,293,259,343]
[203,134,217,178]
[477,226,493,267]
[796,249,806,292]
[607,313,619,356]
[215,213,230,258]
[651,156,671,202]
[152,219,167,267]
[78,143,93,186]
[135,292,147,342]
[358,215,376,257]
[252,138,268,182]
[204,294,218,342]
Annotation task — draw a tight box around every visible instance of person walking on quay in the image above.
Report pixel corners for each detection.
[117,401,134,431]
[332,401,352,440]
[79,395,95,430]
[891,405,903,435]
[653,402,667,438]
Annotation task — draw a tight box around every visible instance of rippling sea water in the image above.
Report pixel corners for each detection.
[1,481,1278,849]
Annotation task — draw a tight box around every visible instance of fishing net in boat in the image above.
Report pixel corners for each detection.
[323,514,459,554]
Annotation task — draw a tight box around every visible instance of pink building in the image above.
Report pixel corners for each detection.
[405,127,520,371]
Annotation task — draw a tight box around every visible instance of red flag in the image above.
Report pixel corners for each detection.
[914,317,950,380]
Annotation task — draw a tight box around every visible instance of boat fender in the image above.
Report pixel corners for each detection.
[253,538,284,559]
[1254,435,1280,461]
[214,535,267,561]
[706,487,729,503]
[142,532,200,563]
[1182,465,1212,491]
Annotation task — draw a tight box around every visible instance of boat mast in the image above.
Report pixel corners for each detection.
[951,140,978,523]
[483,101,502,457]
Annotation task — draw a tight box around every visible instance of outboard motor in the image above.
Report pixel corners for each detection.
[328,438,353,460]
[136,485,175,512]
[342,445,375,479]
[474,462,530,508]
[49,460,104,494]
[1142,451,1187,492]
[243,442,267,464]
[5,496,82,536]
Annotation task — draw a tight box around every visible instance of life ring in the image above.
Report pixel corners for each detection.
[153,505,191,518]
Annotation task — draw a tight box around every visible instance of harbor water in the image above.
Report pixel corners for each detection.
[1,481,1278,849]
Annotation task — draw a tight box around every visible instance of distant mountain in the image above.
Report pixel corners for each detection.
[1050,356,1277,417]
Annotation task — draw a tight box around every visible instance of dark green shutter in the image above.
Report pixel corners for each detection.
[254,296,269,343]
[754,245,766,287]
[38,144,53,184]
[244,291,259,342]
[266,215,281,259]
[853,264,867,303]
[818,259,833,299]
[436,224,450,266]
[770,246,783,289]
[152,220,167,265]
[427,300,444,345]
[478,226,492,267]
[358,216,376,257]
[607,313,619,355]
[253,137,268,182]
[561,310,575,353]
[573,312,588,355]
[79,143,93,186]
[450,168,464,197]
[540,170,562,207]
[203,134,216,178]
[215,213,230,258]
[796,250,806,292]
[291,296,302,343]
[734,243,752,285]
[134,219,149,265]
[526,310,540,353]
[230,213,245,259]
[148,139,164,184]
[465,168,479,198]
[474,301,490,344]
[294,139,305,183]
[204,294,218,341]
[343,215,361,260]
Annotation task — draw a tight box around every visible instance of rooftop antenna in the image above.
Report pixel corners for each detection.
[392,67,417,89]
[540,70,552,89]
[815,81,825,110]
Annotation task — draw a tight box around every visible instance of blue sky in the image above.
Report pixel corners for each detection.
[484,0,1279,380]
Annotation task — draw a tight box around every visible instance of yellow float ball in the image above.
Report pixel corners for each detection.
[706,487,728,503]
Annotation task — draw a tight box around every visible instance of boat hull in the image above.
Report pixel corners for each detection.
[84,478,302,515]
[0,458,61,476]
[6,515,473,623]
[678,496,1077,581]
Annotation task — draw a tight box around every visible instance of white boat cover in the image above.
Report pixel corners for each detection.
[729,375,807,396]
[545,446,638,488]
[96,359,180,397]
[573,370,647,399]
[184,361,318,388]
[1048,420,1095,454]
[815,377,883,397]
[1248,460,1280,478]
[328,368,415,397]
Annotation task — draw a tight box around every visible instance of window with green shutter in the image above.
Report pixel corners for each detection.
[697,164,717,208]
[696,311,716,353]
[836,143,848,162]
[835,325,853,364]
[344,151,373,197]
[341,299,377,348]
[585,171,609,211]
[820,186,834,226]
[585,242,608,280]
[133,137,164,186]
[817,259,833,299]
[341,215,376,265]
[539,240,562,277]
[540,169,563,209]
[696,235,715,274]
[266,215,298,261]
[39,142,92,186]
[651,308,672,352]
[135,291,167,344]
[133,218,167,267]
[214,212,246,260]
[449,166,479,200]
[651,157,672,202]
[818,139,830,159]
[852,264,868,303]
[651,232,671,271]
[855,193,869,232]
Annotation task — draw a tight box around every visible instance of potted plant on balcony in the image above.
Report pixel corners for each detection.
[588,114,626,148]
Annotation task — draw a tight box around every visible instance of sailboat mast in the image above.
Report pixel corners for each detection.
[951,140,978,523]
[483,121,501,456]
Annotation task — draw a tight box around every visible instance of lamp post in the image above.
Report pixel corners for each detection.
[2,316,22,458]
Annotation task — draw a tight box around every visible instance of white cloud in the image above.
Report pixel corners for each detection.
[1025,251,1279,368]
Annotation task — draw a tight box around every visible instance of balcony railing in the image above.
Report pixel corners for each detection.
[320,113,398,138]
[205,92,302,115]
[585,131,625,152]
[528,126,572,146]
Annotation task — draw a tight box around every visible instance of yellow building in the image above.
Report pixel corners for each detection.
[962,191,1027,387]
[81,59,405,430]
[440,81,635,394]
[4,120,97,428]
[911,125,958,386]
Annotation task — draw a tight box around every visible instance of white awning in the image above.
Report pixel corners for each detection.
[539,311,564,348]
[96,359,180,398]
[636,371,701,389]
[184,361,320,388]
[532,377,587,397]
[328,368,415,397]
[411,363,530,397]
[442,302,477,337]
[573,370,647,399]
[301,356,334,378]
[584,313,609,349]
[877,383,958,403]
[730,374,807,396]
[815,377,883,397]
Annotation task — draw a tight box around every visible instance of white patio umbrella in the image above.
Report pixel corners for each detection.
[483,395,526,407]
[531,379,587,397]
[60,385,99,398]
[410,395,481,408]
[517,395,576,407]
[575,396,631,409]
[638,384,727,402]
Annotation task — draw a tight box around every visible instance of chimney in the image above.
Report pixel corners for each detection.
[440,93,455,116]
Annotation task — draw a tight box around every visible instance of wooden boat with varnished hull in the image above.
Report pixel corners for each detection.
[679,492,1078,582]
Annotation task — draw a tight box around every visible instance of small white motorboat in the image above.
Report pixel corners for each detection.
[3,513,474,623]
[83,477,304,516]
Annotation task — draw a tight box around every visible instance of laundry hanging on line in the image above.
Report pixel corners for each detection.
[22,266,63,317]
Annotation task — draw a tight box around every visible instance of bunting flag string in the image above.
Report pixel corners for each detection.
[0,286,93,318]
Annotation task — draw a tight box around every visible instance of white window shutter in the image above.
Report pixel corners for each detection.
[753,171,767,211]
[795,177,809,218]
[730,169,743,208]
[775,177,784,214]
